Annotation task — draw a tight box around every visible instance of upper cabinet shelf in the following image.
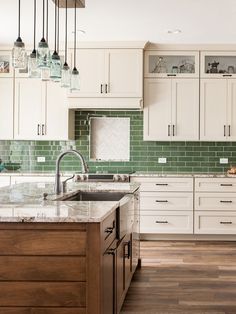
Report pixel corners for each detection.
[144,51,199,78]
[201,51,236,78]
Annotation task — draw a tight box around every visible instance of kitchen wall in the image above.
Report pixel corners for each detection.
[0,110,235,173]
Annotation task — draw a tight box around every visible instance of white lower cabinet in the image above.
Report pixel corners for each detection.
[195,193,236,211]
[131,176,194,234]
[195,211,236,234]
[140,211,193,234]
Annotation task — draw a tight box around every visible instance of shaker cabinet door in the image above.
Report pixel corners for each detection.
[14,78,43,140]
[200,79,227,141]
[144,79,172,141]
[0,78,13,140]
[171,79,199,141]
[227,79,236,141]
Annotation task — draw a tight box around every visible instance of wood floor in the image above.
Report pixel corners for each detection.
[121,241,236,314]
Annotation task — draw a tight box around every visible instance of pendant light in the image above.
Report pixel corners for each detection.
[70,0,80,91]
[12,0,27,69]
[28,0,41,78]
[61,0,71,87]
[37,0,50,69]
[41,0,51,81]
[50,0,62,81]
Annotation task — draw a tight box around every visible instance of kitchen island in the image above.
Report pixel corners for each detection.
[0,181,140,314]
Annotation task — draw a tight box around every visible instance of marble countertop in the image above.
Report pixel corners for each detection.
[131,172,236,178]
[0,182,139,223]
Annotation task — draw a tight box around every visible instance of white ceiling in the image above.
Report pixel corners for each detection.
[1,0,236,48]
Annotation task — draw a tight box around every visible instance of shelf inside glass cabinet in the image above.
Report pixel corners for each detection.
[149,55,196,75]
[204,55,236,74]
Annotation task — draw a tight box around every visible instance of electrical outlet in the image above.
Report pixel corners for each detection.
[158,157,167,164]
[220,158,228,164]
[37,157,45,163]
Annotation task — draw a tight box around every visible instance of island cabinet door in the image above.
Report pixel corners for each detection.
[102,240,117,314]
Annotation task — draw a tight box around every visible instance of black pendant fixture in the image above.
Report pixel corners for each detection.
[37,0,50,68]
[28,0,41,78]
[12,0,27,69]
[50,0,62,81]
[70,0,80,90]
[61,0,71,87]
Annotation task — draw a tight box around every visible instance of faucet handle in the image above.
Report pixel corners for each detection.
[43,193,48,200]
[62,175,75,193]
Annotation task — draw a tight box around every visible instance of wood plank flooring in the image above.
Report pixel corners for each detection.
[121,241,236,314]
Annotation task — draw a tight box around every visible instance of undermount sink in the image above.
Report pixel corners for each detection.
[63,191,126,202]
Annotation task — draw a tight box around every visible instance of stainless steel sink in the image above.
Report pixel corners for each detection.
[63,191,126,202]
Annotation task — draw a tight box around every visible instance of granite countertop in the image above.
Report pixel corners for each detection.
[0,182,139,223]
[131,172,236,178]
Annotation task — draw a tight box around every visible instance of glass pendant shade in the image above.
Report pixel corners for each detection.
[61,63,71,87]
[70,67,80,91]
[50,51,61,81]
[37,38,51,68]
[28,50,41,78]
[12,37,27,69]
[41,67,51,81]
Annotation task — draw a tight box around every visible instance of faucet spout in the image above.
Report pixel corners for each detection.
[55,149,88,195]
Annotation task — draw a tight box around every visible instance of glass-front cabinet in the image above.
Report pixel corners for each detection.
[201,51,236,78]
[0,51,13,77]
[144,51,199,78]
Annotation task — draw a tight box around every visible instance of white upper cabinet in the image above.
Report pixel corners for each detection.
[144,78,199,141]
[201,51,236,78]
[200,78,236,141]
[68,47,144,108]
[145,51,199,78]
[0,78,14,140]
[14,78,74,141]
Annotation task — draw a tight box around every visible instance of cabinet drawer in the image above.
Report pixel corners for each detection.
[140,211,193,234]
[195,211,236,234]
[195,178,236,192]
[140,192,193,211]
[195,193,236,211]
[131,177,193,192]
[101,210,116,252]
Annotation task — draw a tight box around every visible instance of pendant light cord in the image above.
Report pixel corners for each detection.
[57,0,60,52]
[64,0,68,63]
[42,0,45,38]
[54,0,57,52]
[46,0,49,42]
[33,0,36,50]
[74,0,77,68]
[18,0,21,38]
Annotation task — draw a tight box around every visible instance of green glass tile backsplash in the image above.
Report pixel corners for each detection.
[0,110,235,173]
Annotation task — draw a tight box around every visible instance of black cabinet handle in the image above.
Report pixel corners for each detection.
[229,125,231,137]
[173,125,175,136]
[156,200,168,203]
[220,184,233,187]
[168,125,171,136]
[220,200,232,203]
[224,125,226,136]
[105,248,116,255]
[156,221,168,224]
[167,74,176,77]
[223,74,232,77]
[124,241,131,259]
[220,221,232,224]
[42,124,45,136]
[105,84,108,93]
[37,124,41,136]
[156,183,168,186]
[100,84,103,94]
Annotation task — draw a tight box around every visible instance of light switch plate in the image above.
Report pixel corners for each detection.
[220,158,228,164]
[158,157,167,164]
[37,157,45,163]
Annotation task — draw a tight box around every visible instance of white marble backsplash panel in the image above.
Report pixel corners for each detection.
[90,117,130,161]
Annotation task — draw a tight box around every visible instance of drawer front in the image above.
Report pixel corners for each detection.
[195,178,236,192]
[131,177,193,192]
[140,211,193,234]
[102,210,116,252]
[140,192,193,211]
[0,230,86,255]
[195,211,236,234]
[195,193,236,211]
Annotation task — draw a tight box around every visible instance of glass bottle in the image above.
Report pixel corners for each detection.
[50,51,61,82]
[12,37,27,69]
[61,63,71,88]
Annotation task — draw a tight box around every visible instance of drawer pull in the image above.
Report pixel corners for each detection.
[220,200,233,203]
[105,227,114,234]
[156,220,168,224]
[220,221,232,224]
[156,183,168,186]
[156,200,168,203]
[220,184,233,186]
